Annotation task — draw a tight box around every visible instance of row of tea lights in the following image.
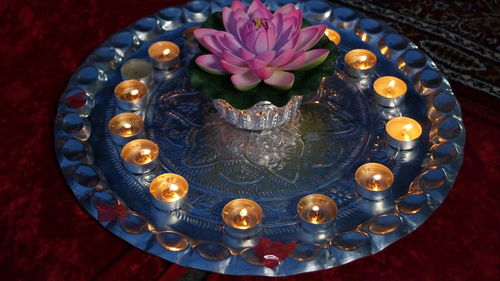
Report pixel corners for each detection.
[107,27,424,236]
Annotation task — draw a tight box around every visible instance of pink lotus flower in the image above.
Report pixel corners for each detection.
[194,0,329,91]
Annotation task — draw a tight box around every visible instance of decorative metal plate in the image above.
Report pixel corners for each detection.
[54,0,465,276]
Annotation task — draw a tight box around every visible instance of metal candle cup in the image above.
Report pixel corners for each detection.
[355,163,394,201]
[121,139,159,174]
[297,194,337,232]
[114,80,148,111]
[355,18,383,44]
[148,41,180,70]
[324,28,341,45]
[183,26,200,53]
[120,59,153,86]
[379,33,408,60]
[386,117,422,150]
[344,49,377,78]
[222,199,262,238]
[149,173,189,210]
[108,113,144,145]
[373,76,407,107]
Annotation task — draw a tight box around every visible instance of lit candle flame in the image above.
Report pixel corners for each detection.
[136,148,152,163]
[308,205,324,223]
[354,55,368,69]
[402,123,414,141]
[130,89,139,96]
[240,208,248,217]
[367,174,382,191]
[160,182,180,201]
[158,48,171,60]
[120,122,133,136]
[234,208,250,227]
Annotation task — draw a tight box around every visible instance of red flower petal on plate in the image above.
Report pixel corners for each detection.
[97,204,126,222]
[255,237,297,269]
[65,92,87,109]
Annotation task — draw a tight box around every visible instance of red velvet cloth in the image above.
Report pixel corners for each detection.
[0,0,499,280]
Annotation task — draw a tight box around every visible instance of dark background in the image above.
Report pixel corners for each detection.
[1,0,499,280]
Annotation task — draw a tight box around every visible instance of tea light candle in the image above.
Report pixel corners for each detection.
[297,194,337,232]
[324,28,341,45]
[149,173,189,210]
[355,163,394,200]
[222,199,262,238]
[183,26,200,53]
[386,117,422,150]
[344,49,377,78]
[121,139,159,173]
[120,58,154,86]
[148,41,181,70]
[373,76,407,107]
[114,80,148,111]
[108,113,144,145]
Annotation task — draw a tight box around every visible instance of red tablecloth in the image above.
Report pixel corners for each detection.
[1,0,499,280]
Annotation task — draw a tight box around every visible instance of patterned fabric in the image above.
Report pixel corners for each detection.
[337,0,500,98]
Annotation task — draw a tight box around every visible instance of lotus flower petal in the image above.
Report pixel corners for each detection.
[222,8,237,36]
[248,58,268,70]
[222,51,247,66]
[256,51,276,64]
[196,54,227,75]
[270,49,295,67]
[264,70,295,90]
[199,35,224,56]
[254,67,276,79]
[231,0,248,12]
[221,60,248,74]
[294,49,330,71]
[247,0,267,18]
[231,71,261,91]
[193,28,218,40]
[239,49,255,61]
[281,51,305,70]
[194,0,332,91]
[295,25,327,51]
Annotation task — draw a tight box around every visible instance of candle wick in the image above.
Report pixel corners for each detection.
[386,80,396,97]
